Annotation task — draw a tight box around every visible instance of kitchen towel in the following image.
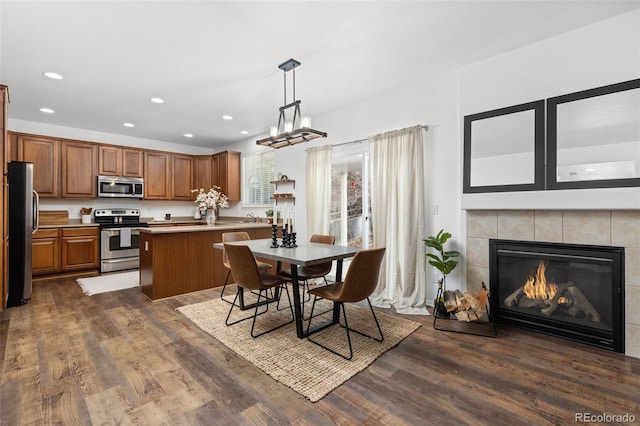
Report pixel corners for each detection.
[120,227,131,247]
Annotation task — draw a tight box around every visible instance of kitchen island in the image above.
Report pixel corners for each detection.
[138,222,275,300]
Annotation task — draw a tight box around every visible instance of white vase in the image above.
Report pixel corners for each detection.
[205,209,216,226]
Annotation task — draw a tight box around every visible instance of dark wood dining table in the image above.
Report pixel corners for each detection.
[215,238,362,338]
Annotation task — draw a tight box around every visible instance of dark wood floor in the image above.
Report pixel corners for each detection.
[1,276,639,425]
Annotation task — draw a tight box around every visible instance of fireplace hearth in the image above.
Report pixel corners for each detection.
[490,239,624,352]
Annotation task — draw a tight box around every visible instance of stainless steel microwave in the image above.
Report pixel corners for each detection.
[97,175,144,198]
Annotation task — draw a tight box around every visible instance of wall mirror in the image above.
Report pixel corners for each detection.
[463,100,545,193]
[547,78,640,190]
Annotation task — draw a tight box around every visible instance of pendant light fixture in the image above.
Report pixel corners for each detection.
[256,58,327,148]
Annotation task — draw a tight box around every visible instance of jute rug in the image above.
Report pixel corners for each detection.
[177,295,421,402]
[76,271,139,295]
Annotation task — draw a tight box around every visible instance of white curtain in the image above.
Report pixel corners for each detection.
[369,125,427,315]
[306,145,332,235]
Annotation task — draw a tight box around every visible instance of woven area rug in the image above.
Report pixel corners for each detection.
[76,271,139,295]
[177,296,421,402]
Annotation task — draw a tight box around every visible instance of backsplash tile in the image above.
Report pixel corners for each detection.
[466,210,497,238]
[562,210,611,245]
[625,247,640,287]
[497,210,534,240]
[534,210,563,242]
[466,237,489,268]
[612,210,640,248]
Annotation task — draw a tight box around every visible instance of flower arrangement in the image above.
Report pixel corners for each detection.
[191,186,229,211]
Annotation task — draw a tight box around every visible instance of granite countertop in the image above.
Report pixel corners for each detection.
[38,219,101,229]
[139,221,271,234]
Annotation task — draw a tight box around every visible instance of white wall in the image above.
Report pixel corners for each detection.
[460,9,640,210]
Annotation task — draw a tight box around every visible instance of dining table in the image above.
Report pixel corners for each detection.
[215,238,362,338]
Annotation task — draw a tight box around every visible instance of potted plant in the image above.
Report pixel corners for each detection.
[424,229,461,317]
[265,209,274,224]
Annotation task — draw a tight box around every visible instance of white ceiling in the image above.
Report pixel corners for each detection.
[2,1,639,149]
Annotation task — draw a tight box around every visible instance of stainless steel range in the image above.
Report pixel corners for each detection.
[94,208,147,273]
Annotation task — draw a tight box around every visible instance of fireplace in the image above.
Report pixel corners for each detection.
[490,239,624,352]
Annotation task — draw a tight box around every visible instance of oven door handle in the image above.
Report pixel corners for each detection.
[102,228,140,233]
[102,258,139,263]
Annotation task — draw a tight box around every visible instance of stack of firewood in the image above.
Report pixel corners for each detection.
[442,286,490,322]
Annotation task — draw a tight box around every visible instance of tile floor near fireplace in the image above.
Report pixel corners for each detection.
[490,239,624,352]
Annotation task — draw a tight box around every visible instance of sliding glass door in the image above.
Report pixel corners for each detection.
[330,143,372,249]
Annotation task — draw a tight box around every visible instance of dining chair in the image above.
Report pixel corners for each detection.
[220,232,272,303]
[305,247,386,360]
[278,234,335,317]
[223,243,294,338]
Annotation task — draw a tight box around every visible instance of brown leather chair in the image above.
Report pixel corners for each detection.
[221,232,272,303]
[306,247,386,360]
[279,234,335,317]
[224,243,294,338]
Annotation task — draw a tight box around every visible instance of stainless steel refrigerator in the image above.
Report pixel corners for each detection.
[7,161,39,307]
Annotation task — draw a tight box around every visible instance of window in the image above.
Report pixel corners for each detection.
[243,150,275,206]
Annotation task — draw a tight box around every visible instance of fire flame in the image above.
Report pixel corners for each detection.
[523,261,559,300]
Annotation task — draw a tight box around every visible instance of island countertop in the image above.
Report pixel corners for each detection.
[139,222,271,234]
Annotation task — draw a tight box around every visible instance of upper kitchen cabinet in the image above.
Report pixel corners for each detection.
[212,151,241,201]
[99,145,143,177]
[61,141,98,198]
[171,154,193,200]
[193,155,213,196]
[122,148,143,177]
[144,151,171,199]
[98,145,121,175]
[15,134,60,197]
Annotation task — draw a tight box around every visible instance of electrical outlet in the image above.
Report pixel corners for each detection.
[431,204,439,215]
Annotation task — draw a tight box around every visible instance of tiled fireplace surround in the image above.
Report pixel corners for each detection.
[466,210,640,359]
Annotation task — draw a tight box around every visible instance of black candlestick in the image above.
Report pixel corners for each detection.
[290,232,297,248]
[270,224,279,248]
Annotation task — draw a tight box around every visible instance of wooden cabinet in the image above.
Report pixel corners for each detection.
[99,145,143,177]
[212,151,241,201]
[171,154,193,200]
[122,148,143,177]
[193,155,213,195]
[145,151,196,200]
[144,151,171,199]
[98,145,120,175]
[32,229,61,275]
[16,134,60,198]
[61,227,99,271]
[61,141,97,198]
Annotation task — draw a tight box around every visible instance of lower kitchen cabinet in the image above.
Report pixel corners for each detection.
[32,229,61,275]
[61,228,99,271]
[33,227,99,276]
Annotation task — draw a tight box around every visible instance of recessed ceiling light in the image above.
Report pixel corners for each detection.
[150,97,164,104]
[240,130,248,135]
[39,107,55,114]
[183,133,194,138]
[123,122,135,128]
[222,115,233,120]
[43,72,63,80]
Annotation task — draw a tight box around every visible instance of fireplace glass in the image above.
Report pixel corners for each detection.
[490,240,624,352]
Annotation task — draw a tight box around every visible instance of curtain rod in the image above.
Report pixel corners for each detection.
[307,124,428,150]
